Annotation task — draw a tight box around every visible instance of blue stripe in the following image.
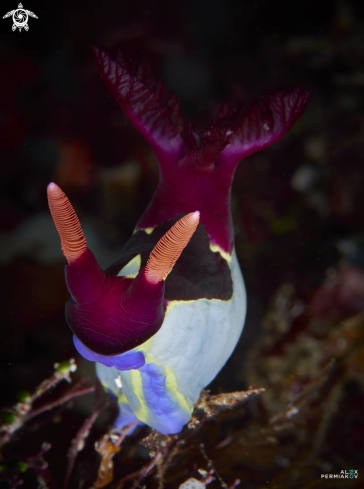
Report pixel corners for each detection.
[73,335,145,370]
[139,363,191,434]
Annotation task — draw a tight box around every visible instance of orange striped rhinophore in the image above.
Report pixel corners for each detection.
[145,211,200,284]
[47,182,87,264]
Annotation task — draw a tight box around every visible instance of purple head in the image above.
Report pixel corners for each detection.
[47,182,199,355]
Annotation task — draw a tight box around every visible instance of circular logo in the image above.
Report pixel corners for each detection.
[13,8,28,28]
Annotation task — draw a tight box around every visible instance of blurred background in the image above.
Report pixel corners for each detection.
[1,0,364,487]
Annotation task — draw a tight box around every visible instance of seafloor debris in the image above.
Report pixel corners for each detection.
[1,272,364,488]
[0,359,82,451]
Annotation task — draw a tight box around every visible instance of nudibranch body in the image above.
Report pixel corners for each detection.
[48,46,311,435]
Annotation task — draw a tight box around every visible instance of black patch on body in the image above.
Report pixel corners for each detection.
[106,215,233,301]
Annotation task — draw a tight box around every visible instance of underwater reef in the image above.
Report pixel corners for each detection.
[1,0,364,487]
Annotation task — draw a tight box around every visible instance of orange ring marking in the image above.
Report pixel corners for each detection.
[47,182,87,264]
[145,211,200,284]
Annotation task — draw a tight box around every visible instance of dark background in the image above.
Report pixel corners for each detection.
[1,0,364,487]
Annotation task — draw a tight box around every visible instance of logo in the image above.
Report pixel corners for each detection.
[3,3,38,31]
[321,469,358,479]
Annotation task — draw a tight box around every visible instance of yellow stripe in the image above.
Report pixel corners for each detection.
[163,365,193,414]
[134,226,155,235]
[209,243,232,262]
[129,370,150,424]
[134,337,154,358]
[117,392,129,405]
[118,254,141,278]
[164,296,232,316]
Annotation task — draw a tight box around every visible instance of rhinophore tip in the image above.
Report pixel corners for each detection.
[47,182,87,264]
[145,211,200,284]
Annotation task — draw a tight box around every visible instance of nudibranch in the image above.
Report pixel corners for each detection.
[48,46,311,435]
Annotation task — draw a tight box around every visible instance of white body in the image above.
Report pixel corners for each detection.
[96,251,246,433]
